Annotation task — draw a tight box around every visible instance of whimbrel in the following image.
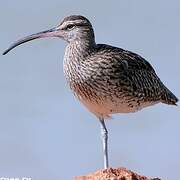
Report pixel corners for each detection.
[3,15,178,169]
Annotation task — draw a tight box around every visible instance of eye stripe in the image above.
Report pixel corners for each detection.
[62,23,89,30]
[66,24,75,30]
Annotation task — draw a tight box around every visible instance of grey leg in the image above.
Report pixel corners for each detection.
[99,118,109,169]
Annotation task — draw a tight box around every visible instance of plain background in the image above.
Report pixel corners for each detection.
[0,0,180,179]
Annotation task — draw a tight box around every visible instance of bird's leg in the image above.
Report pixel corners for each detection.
[99,118,109,169]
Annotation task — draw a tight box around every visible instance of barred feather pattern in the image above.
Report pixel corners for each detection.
[1,14,178,119]
[63,17,178,118]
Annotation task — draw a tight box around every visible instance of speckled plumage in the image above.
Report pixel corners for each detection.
[3,15,178,169]
[63,16,178,119]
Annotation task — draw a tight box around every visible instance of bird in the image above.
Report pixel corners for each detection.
[3,15,178,169]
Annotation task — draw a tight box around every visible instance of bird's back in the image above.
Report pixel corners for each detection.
[64,43,178,118]
[92,44,178,104]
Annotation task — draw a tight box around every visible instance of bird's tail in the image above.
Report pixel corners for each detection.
[161,86,178,105]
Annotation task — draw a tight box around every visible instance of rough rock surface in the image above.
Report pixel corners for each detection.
[73,168,161,180]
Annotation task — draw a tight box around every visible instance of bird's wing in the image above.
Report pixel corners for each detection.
[90,44,177,104]
[93,44,163,101]
[95,44,155,72]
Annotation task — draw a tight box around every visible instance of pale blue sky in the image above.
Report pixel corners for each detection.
[0,1,180,179]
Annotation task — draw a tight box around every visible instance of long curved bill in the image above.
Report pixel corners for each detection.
[3,27,59,55]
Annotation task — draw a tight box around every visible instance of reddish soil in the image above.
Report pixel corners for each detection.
[73,167,161,180]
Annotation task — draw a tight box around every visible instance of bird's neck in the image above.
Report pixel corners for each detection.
[64,39,96,70]
[66,39,96,58]
[63,39,96,85]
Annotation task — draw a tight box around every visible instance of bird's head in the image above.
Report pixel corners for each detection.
[57,15,95,42]
[3,15,95,55]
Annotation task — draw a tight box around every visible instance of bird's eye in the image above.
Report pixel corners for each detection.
[66,24,75,30]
